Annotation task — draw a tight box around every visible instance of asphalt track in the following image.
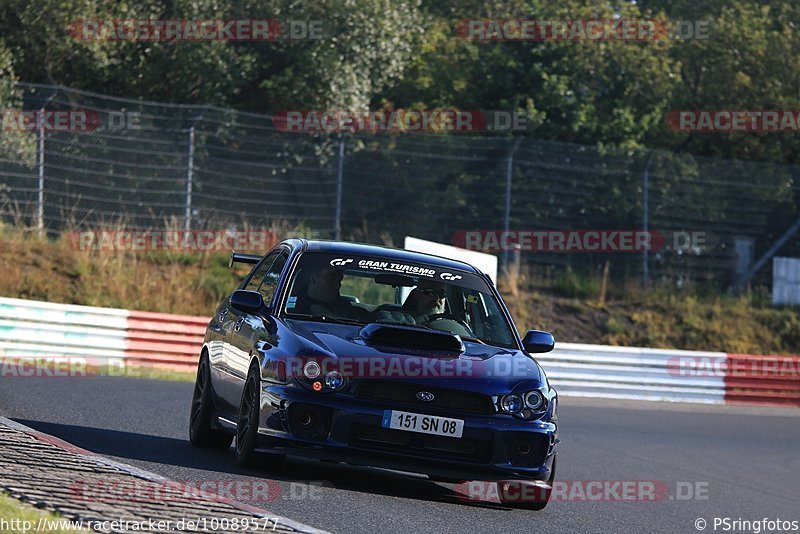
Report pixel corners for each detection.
[1,376,799,534]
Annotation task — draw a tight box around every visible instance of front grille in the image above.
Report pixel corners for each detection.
[350,424,492,463]
[355,380,495,415]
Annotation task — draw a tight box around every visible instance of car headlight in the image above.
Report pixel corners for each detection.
[303,360,321,380]
[324,370,345,391]
[501,394,523,413]
[501,390,549,419]
[525,391,545,411]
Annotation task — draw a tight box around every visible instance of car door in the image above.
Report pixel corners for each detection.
[217,251,279,408]
[225,249,289,406]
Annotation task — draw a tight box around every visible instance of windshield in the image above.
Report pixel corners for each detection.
[281,252,518,349]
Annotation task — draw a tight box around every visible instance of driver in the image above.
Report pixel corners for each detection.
[402,280,446,323]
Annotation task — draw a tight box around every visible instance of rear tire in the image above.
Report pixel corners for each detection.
[189,355,233,449]
[499,455,557,511]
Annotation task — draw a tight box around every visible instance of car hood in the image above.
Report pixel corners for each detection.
[282,319,545,395]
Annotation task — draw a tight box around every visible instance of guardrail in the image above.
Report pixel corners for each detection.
[536,344,728,404]
[0,297,797,407]
[724,353,800,406]
[0,296,206,372]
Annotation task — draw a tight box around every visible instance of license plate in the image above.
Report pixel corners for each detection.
[381,410,464,438]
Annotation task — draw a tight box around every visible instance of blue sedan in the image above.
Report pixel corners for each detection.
[189,239,559,509]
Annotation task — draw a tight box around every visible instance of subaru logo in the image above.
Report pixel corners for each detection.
[416,391,435,402]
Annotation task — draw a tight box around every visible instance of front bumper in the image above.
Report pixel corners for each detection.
[255,383,558,482]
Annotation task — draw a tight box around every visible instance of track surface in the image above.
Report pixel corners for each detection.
[1,376,799,534]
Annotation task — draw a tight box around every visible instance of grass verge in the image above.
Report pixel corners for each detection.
[0,493,87,533]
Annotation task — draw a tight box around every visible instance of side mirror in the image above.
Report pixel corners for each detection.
[230,290,264,315]
[522,330,555,353]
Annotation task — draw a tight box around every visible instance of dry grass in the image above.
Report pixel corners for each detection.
[1,223,798,355]
[0,221,307,315]
[506,274,800,355]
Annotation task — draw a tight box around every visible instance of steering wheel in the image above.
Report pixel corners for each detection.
[423,313,475,335]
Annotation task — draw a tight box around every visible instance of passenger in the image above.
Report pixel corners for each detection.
[402,280,446,323]
[294,268,364,320]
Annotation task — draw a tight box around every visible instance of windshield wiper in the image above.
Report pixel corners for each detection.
[460,335,487,345]
[283,313,364,326]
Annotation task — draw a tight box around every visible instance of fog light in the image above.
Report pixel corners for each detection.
[303,360,321,379]
[501,394,523,413]
[287,404,332,441]
[325,370,345,390]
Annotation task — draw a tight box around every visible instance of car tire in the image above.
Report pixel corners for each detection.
[498,455,557,511]
[235,364,263,467]
[189,355,233,449]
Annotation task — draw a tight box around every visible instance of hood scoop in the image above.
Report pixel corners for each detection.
[359,323,464,352]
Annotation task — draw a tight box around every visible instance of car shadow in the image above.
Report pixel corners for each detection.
[14,419,513,510]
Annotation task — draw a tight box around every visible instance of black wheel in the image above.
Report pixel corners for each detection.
[189,355,233,449]
[499,455,557,511]
[236,364,284,467]
[234,364,286,469]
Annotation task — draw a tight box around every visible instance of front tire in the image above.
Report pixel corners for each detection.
[189,355,233,449]
[235,364,263,467]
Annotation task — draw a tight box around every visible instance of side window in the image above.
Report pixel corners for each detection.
[245,252,279,292]
[257,252,288,304]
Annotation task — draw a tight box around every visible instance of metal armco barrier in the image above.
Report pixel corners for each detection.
[724,353,800,406]
[0,297,798,407]
[0,296,205,372]
[536,344,728,404]
[126,310,208,370]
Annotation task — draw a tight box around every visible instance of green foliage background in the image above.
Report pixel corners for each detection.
[1,0,799,162]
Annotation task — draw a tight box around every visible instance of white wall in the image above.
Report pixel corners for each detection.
[404,236,498,284]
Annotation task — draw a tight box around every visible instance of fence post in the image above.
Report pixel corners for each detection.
[502,137,523,275]
[334,134,347,240]
[642,152,652,288]
[184,125,195,233]
[36,106,45,237]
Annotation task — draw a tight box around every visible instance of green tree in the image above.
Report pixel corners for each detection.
[384,0,681,149]
[246,0,426,111]
[0,39,35,164]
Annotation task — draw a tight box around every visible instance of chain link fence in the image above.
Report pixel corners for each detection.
[2,82,800,292]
